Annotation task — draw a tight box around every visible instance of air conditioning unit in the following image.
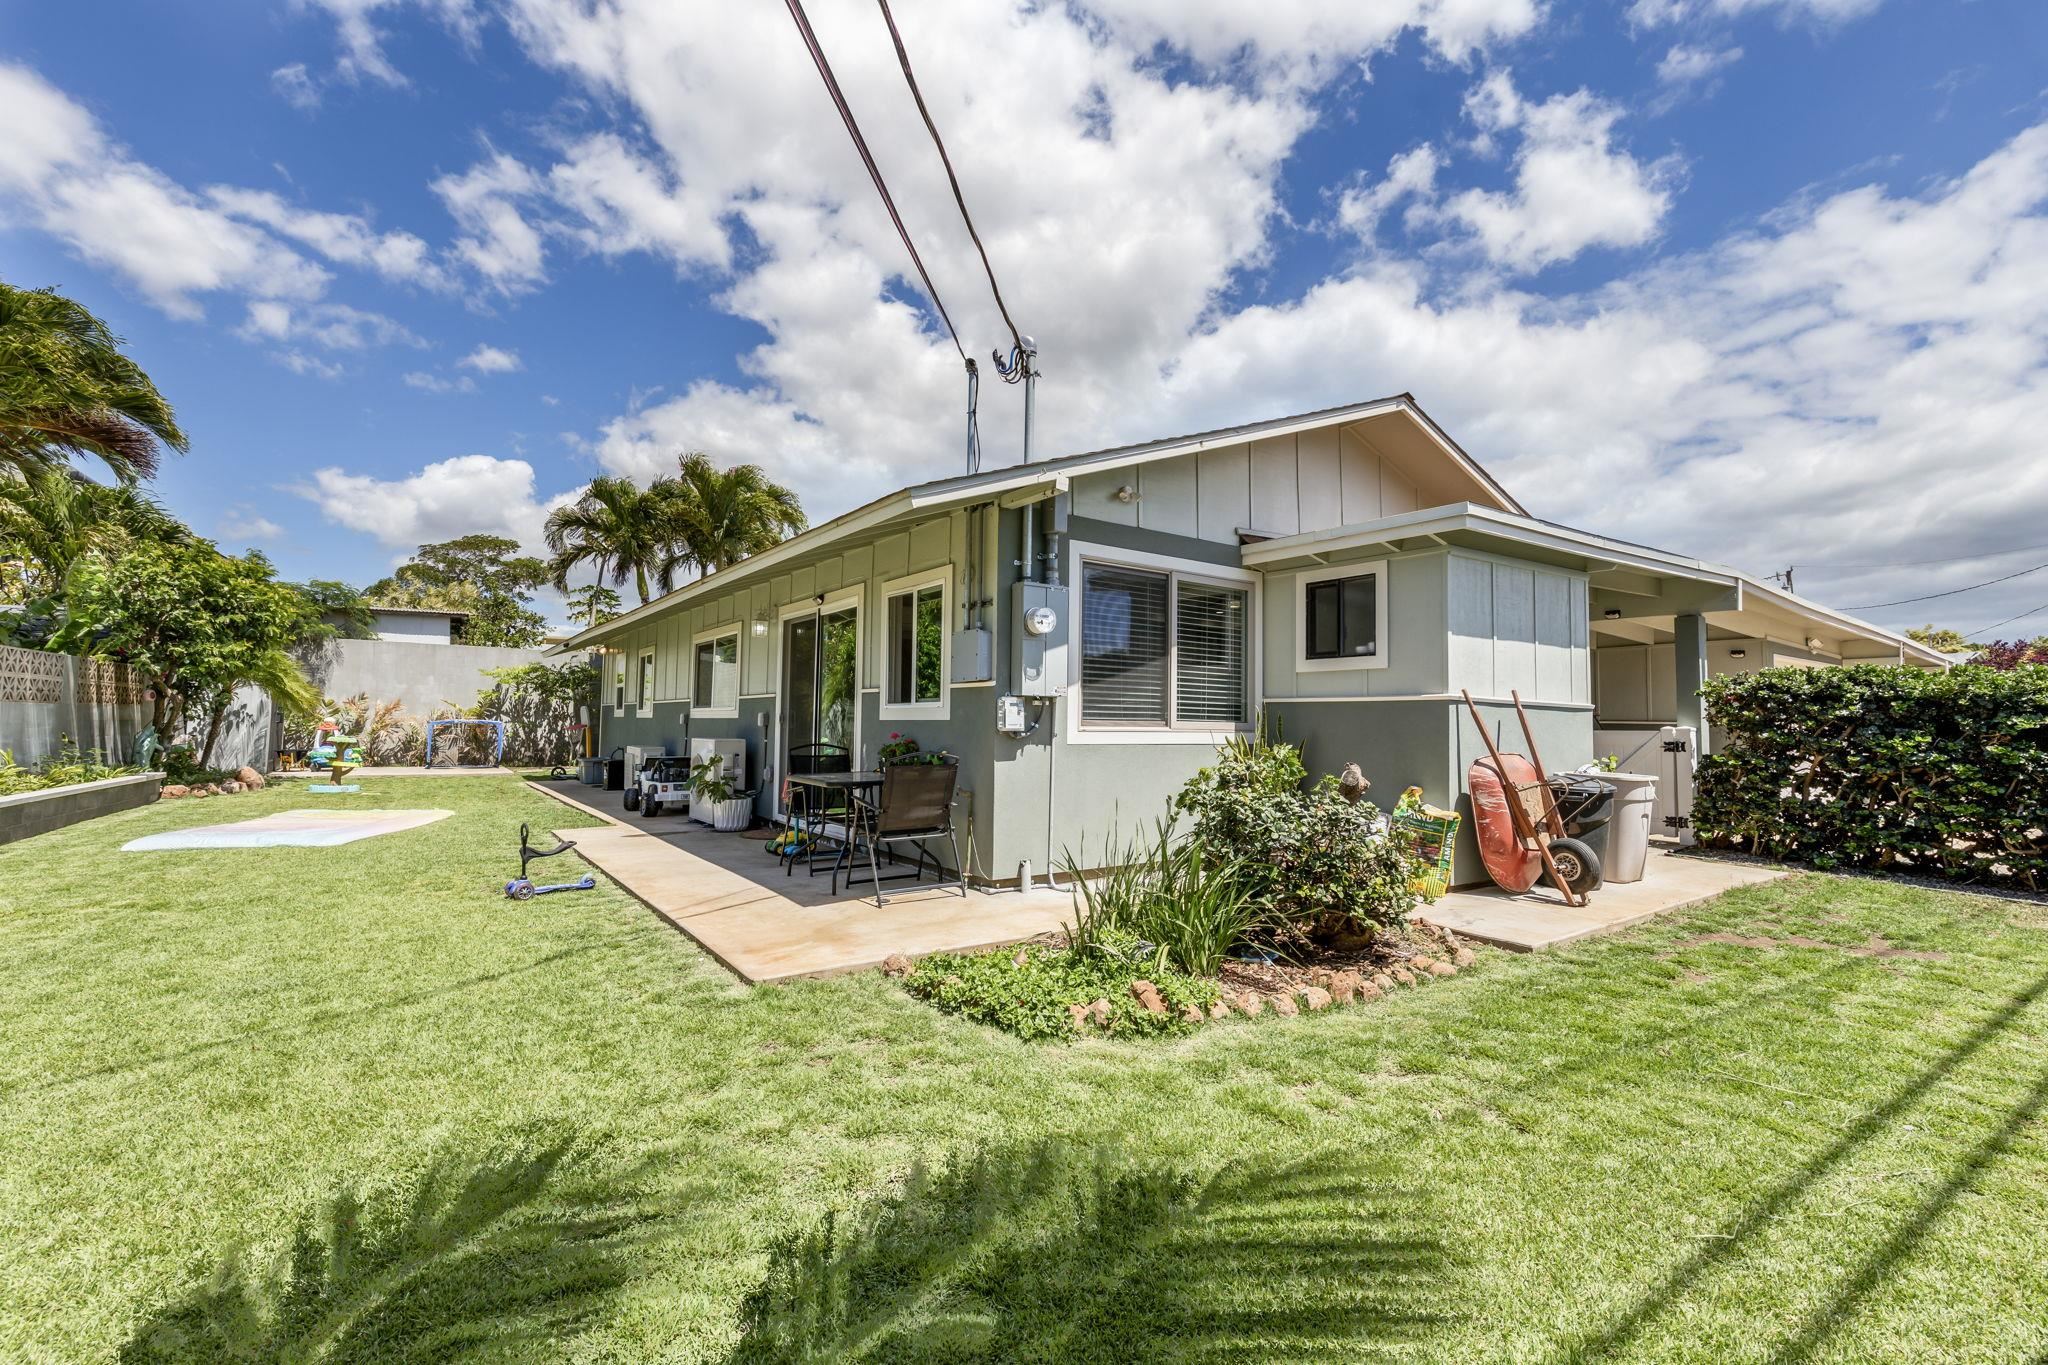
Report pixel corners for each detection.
[622,744,668,778]
[687,738,746,788]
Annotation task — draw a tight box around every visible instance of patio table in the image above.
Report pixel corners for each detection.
[784,770,883,880]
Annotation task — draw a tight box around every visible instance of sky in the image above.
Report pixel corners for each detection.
[2,0,2045,638]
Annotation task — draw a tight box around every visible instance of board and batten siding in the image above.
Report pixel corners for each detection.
[1446,552,1590,704]
[597,511,966,712]
[1068,428,1420,545]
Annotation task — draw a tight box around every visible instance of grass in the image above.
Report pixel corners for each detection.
[1,775,2045,1361]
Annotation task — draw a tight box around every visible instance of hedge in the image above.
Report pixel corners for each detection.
[1694,664,2048,890]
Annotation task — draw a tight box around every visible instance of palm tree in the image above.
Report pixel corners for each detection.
[0,281,187,483]
[672,452,805,574]
[543,476,690,606]
[0,466,184,598]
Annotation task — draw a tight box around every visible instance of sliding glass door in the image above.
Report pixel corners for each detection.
[779,604,857,809]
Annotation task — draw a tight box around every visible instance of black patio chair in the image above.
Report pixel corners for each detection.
[784,742,852,876]
[836,756,966,905]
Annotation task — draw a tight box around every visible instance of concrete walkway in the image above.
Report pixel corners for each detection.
[1422,847,1786,952]
[530,780,1073,984]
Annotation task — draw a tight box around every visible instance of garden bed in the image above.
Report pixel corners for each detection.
[0,771,162,846]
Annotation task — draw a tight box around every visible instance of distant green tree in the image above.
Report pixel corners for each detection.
[296,579,376,640]
[58,539,323,762]
[1906,624,1972,654]
[672,451,805,574]
[0,281,187,482]
[365,534,549,647]
[563,582,624,628]
[544,476,690,605]
[0,466,185,601]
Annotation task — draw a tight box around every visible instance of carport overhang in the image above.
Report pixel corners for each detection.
[1240,502,1950,669]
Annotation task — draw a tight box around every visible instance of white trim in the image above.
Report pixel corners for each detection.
[1293,561,1389,673]
[1064,538,1260,745]
[1267,693,1595,709]
[634,646,656,717]
[878,566,952,722]
[610,653,627,717]
[689,624,742,718]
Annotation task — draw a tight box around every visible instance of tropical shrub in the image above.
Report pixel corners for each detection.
[1694,664,2048,889]
[904,944,1219,1041]
[1174,731,1418,935]
[1064,818,1265,977]
[0,744,139,795]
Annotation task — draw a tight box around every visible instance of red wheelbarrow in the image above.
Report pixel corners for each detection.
[1461,689,1600,907]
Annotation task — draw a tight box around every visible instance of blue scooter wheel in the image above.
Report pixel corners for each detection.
[506,879,536,901]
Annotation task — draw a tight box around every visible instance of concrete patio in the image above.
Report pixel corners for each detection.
[532,780,1073,984]
[1421,846,1787,952]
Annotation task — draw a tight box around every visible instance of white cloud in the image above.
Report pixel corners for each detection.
[301,453,555,551]
[546,132,728,271]
[457,343,522,373]
[241,300,422,350]
[271,62,322,110]
[1076,0,1546,76]
[1627,0,1884,28]
[275,350,346,380]
[218,508,285,541]
[1336,145,1442,242]
[282,0,482,89]
[1657,43,1743,86]
[402,370,477,394]
[431,153,548,294]
[1440,71,1681,270]
[207,186,451,289]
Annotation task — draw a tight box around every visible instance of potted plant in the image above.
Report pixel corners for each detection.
[876,733,950,766]
[688,754,752,832]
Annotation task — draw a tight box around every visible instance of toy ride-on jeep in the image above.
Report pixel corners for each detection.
[622,754,692,818]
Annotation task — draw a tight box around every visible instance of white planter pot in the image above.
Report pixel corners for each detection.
[708,796,752,832]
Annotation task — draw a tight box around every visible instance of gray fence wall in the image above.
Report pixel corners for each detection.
[210,638,557,772]
[0,645,155,767]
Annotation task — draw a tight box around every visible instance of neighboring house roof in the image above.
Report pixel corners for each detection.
[561,394,1515,650]
[361,605,470,620]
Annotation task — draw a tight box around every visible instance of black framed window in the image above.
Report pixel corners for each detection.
[1304,572,1377,660]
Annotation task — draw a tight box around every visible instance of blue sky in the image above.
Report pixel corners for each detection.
[2,0,2045,636]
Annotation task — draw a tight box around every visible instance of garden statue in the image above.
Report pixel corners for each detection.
[131,726,160,772]
[1338,762,1371,803]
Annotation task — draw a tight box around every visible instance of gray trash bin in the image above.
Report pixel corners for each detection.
[1596,770,1658,883]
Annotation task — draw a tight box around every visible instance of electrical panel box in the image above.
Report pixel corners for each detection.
[996,693,1029,736]
[950,627,994,683]
[1011,582,1069,697]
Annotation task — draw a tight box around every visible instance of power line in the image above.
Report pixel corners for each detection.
[782,0,966,362]
[1848,559,2048,611]
[873,0,1026,357]
[1798,540,2048,573]
[1965,601,2048,641]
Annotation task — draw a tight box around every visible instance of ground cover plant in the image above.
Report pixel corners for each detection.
[3,775,2047,1360]
[0,742,139,794]
[903,940,1220,1040]
[1696,663,2048,889]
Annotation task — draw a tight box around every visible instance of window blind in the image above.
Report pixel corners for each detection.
[1174,582,1248,724]
[1081,563,1169,725]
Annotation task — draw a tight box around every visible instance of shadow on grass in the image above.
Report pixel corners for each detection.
[1564,963,2048,1362]
[1767,1059,2048,1363]
[725,1141,1446,1363]
[16,941,622,1100]
[119,1126,663,1363]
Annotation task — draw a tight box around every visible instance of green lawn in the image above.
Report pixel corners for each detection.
[3,776,2046,1362]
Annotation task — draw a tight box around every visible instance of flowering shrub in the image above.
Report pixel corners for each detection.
[1694,664,2048,889]
[1174,731,1418,934]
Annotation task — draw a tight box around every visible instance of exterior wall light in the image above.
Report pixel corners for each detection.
[752,609,771,638]
[1602,608,1622,620]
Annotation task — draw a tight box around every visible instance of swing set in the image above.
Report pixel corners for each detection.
[424,718,506,768]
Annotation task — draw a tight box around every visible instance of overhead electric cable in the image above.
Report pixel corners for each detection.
[1965,601,2048,640]
[1848,559,2048,611]
[1797,540,2048,573]
[874,0,1026,356]
[782,0,966,362]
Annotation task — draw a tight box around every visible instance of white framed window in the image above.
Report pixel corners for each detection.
[879,569,949,721]
[611,654,626,715]
[636,647,656,717]
[1069,543,1256,741]
[690,626,741,718]
[1296,561,1388,672]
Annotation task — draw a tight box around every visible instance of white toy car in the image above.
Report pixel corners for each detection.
[624,754,692,818]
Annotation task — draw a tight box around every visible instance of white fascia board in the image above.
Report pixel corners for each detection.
[1732,575,1950,666]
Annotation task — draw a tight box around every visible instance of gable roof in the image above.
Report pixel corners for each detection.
[561,394,1518,649]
